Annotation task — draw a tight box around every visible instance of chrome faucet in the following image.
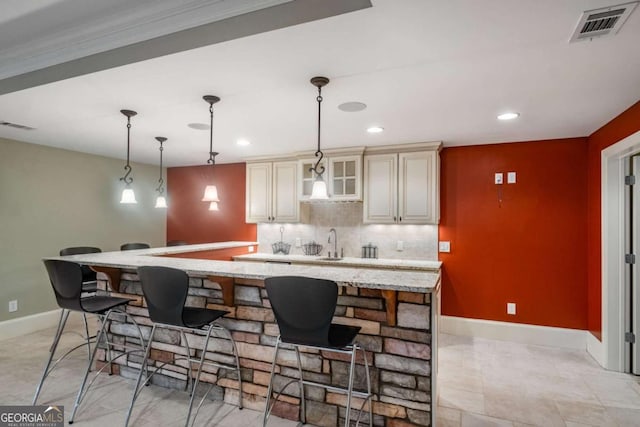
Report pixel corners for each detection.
[328,228,338,258]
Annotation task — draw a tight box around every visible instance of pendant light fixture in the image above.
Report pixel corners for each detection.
[201,95,221,211]
[154,136,167,208]
[309,76,330,200]
[119,109,137,204]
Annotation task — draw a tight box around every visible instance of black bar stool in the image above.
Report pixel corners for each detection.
[167,240,188,246]
[33,260,147,425]
[125,266,243,427]
[263,276,373,427]
[120,242,150,251]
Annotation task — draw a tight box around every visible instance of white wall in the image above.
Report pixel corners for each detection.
[0,137,166,322]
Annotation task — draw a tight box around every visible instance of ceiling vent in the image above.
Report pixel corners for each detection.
[0,120,36,131]
[570,2,638,42]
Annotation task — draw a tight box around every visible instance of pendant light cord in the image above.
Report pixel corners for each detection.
[311,85,325,176]
[156,140,164,195]
[120,116,133,185]
[207,102,218,165]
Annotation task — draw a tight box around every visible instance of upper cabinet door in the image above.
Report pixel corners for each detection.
[272,161,299,222]
[363,153,397,224]
[329,155,362,201]
[246,162,272,223]
[398,151,437,224]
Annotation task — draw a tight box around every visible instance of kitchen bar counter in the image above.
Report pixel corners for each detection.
[50,243,440,293]
[234,252,442,272]
[50,242,440,427]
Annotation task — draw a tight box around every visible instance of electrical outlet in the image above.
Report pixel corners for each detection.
[439,241,451,253]
[248,246,254,253]
[9,300,18,313]
[495,173,503,185]
[295,238,301,248]
[507,302,516,315]
[396,241,404,251]
[507,171,517,184]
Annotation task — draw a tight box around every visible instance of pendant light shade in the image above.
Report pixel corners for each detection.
[202,95,221,208]
[119,109,137,204]
[154,137,168,209]
[120,188,137,204]
[310,176,329,200]
[155,196,167,208]
[202,185,220,202]
[309,76,330,200]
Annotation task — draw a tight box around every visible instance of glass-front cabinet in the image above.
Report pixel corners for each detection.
[329,155,361,200]
[298,153,362,201]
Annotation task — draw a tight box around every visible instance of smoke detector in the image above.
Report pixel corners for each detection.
[570,2,638,42]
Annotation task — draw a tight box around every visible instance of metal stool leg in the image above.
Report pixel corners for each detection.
[181,330,194,394]
[344,345,357,427]
[185,325,214,427]
[33,309,70,404]
[226,326,244,409]
[361,345,372,427]
[294,346,306,424]
[124,324,156,427]
[81,313,92,368]
[69,311,110,424]
[262,336,281,427]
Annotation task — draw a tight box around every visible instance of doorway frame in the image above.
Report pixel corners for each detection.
[600,129,640,371]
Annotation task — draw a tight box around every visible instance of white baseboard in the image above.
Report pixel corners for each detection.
[586,331,605,366]
[441,315,587,350]
[0,309,62,341]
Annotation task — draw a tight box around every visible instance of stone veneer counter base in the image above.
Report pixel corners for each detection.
[48,242,440,427]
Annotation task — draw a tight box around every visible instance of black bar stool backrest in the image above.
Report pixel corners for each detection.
[138,266,189,327]
[265,276,338,347]
[167,240,188,246]
[59,247,102,283]
[121,243,150,251]
[44,260,84,312]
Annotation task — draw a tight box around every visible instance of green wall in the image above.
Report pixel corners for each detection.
[0,137,166,322]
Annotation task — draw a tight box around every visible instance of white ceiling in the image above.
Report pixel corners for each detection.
[1,0,639,167]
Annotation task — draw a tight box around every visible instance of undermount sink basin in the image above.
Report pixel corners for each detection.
[316,257,344,262]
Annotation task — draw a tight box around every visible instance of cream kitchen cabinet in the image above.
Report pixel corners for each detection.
[363,150,439,224]
[246,161,299,223]
[299,154,362,201]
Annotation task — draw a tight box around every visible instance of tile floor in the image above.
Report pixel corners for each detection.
[3,321,640,426]
[437,333,640,427]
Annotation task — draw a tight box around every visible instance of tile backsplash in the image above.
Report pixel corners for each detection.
[257,202,438,260]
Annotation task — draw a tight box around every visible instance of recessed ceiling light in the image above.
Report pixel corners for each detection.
[367,126,384,134]
[236,139,251,146]
[338,102,367,112]
[188,123,210,130]
[497,112,520,121]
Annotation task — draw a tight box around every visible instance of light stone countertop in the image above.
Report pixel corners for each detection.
[47,242,440,293]
[233,253,442,271]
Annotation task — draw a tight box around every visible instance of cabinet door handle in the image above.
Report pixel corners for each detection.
[393,216,397,222]
[399,216,402,222]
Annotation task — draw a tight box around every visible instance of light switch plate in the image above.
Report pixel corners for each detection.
[507,302,516,315]
[495,173,503,185]
[507,172,516,184]
[396,241,404,251]
[248,246,254,252]
[439,241,451,253]
[9,300,18,313]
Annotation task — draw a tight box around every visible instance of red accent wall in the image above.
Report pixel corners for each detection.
[439,138,588,329]
[587,101,640,340]
[166,163,256,244]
